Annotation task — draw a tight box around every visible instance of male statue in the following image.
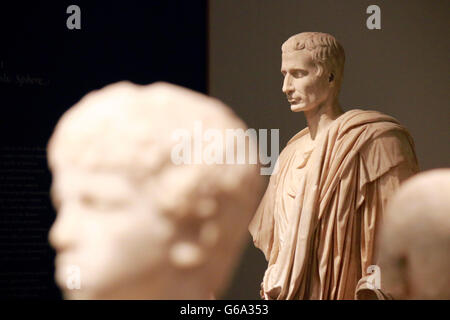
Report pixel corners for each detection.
[249,32,419,300]
[48,81,263,299]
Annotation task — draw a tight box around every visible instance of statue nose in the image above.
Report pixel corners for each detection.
[282,75,294,94]
[48,204,79,252]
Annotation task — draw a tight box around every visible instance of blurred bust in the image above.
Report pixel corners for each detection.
[377,169,450,299]
[47,81,263,299]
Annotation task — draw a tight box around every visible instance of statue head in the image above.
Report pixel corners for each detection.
[47,81,263,299]
[377,169,450,299]
[281,32,345,112]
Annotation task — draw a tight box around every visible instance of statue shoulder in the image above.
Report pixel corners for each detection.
[359,128,419,182]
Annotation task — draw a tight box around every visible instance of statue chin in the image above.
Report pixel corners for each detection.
[290,103,305,112]
[290,102,313,113]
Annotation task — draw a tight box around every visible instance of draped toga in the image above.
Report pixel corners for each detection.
[249,109,419,300]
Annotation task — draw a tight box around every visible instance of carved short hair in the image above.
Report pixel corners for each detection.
[282,32,345,92]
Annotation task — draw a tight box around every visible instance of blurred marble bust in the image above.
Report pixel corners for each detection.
[47,81,263,299]
[377,169,450,299]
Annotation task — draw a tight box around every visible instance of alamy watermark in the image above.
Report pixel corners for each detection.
[170,121,280,176]
[66,5,81,30]
[366,5,381,30]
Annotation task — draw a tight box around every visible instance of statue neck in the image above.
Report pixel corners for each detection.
[304,99,343,140]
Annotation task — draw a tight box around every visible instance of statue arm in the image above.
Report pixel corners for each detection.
[355,130,419,299]
[356,165,410,299]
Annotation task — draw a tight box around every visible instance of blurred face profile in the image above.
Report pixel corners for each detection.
[46,81,263,299]
[49,165,173,299]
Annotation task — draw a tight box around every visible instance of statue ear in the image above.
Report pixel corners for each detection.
[329,73,335,83]
[169,241,205,269]
[168,221,218,269]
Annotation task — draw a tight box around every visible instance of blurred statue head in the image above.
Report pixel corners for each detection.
[378,169,450,300]
[47,81,263,299]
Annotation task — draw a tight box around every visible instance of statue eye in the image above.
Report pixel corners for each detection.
[80,193,129,212]
[81,194,97,207]
[292,70,307,78]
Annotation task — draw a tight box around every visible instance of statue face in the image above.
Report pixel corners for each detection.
[281,50,332,112]
[49,166,174,299]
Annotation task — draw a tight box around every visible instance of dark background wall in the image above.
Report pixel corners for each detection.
[0,1,206,299]
[209,0,450,299]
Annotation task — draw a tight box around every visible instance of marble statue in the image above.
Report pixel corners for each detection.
[47,81,263,299]
[249,32,419,300]
[375,169,450,300]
